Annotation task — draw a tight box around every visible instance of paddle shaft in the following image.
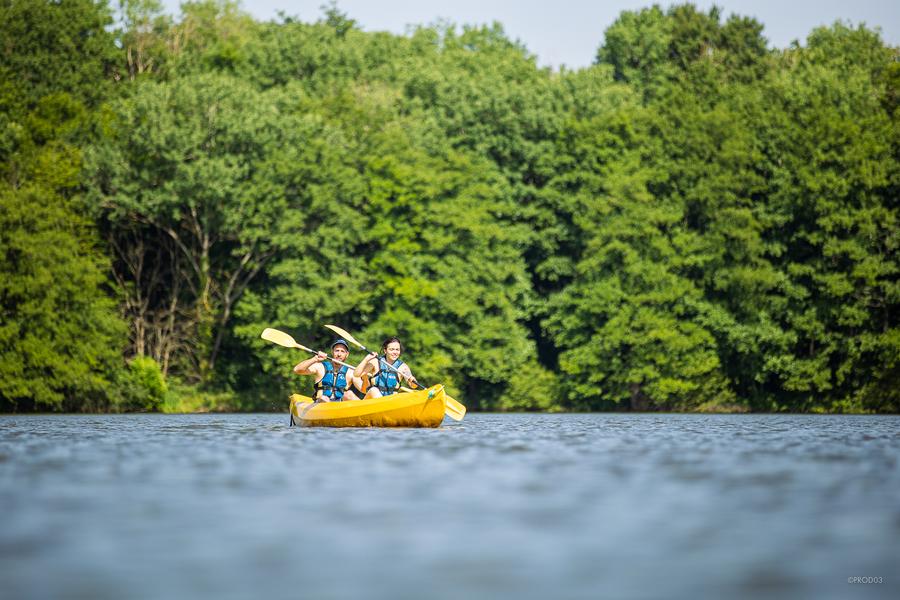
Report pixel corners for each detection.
[293,343,357,373]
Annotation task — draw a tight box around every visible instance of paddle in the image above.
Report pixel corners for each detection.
[260,328,360,372]
[324,324,466,421]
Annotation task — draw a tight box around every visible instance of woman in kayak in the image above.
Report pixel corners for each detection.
[354,336,417,398]
[293,339,363,401]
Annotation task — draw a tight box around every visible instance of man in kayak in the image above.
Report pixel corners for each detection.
[292,339,362,402]
[354,336,417,398]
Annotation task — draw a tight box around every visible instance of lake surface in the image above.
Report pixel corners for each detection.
[1,413,897,599]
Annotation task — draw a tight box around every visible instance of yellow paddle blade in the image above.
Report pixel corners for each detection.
[444,393,466,421]
[324,324,365,350]
[443,393,466,421]
[261,328,300,348]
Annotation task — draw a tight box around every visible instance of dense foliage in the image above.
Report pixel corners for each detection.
[1,0,897,412]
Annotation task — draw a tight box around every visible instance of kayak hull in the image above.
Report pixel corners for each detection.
[290,385,446,428]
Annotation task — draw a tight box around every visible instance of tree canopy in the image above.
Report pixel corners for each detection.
[1,1,897,413]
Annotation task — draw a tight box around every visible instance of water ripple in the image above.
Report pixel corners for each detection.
[0,413,898,600]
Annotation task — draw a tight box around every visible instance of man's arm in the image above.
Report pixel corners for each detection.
[294,352,326,377]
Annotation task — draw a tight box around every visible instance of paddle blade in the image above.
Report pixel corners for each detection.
[324,324,365,350]
[261,328,300,348]
[443,393,466,421]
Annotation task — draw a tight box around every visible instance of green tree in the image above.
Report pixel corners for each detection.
[87,73,318,382]
[0,0,140,412]
[598,3,769,96]
[1,0,119,186]
[168,0,257,74]
[754,25,899,411]
[116,0,175,80]
[543,95,735,410]
[0,0,117,115]
[0,184,128,411]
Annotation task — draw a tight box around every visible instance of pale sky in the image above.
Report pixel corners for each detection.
[159,0,899,69]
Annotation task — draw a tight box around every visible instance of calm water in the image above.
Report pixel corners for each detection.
[1,413,897,600]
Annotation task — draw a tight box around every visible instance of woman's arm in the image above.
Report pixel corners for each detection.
[398,363,417,387]
[354,352,378,379]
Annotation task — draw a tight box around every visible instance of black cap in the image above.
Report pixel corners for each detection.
[331,338,349,351]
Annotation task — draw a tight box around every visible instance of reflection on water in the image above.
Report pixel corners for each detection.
[1,413,898,599]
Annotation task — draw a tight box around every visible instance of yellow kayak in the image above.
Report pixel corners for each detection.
[289,385,446,427]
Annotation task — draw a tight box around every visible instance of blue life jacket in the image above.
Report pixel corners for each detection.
[315,361,349,401]
[374,357,404,396]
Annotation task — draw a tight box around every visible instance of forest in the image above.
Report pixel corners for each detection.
[1,0,897,413]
